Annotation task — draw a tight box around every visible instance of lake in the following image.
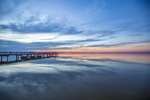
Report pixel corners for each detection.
[0,53,150,100]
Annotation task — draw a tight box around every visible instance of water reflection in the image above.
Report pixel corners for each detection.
[60,53,150,63]
[0,54,150,100]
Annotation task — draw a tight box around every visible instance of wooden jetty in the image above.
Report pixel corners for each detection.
[0,52,58,64]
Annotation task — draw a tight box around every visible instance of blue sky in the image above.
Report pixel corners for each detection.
[0,0,150,52]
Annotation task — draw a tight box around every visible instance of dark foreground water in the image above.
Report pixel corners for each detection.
[0,53,150,100]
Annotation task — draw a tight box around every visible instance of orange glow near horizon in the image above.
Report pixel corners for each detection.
[33,43,150,53]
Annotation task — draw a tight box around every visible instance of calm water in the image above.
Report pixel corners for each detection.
[0,53,150,100]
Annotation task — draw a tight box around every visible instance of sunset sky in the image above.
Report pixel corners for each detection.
[0,0,150,52]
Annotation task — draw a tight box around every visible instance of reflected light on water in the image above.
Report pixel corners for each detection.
[0,53,150,100]
[59,53,150,63]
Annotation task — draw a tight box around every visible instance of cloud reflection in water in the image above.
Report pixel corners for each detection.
[0,54,150,100]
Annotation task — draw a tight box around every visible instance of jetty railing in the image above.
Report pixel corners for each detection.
[0,52,58,64]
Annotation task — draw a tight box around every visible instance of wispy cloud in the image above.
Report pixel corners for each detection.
[0,0,150,52]
[0,31,103,43]
[0,32,59,43]
[0,16,82,34]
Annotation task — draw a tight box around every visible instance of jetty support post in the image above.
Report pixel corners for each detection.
[6,55,9,62]
[0,56,2,63]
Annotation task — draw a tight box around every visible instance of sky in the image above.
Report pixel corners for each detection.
[0,0,150,52]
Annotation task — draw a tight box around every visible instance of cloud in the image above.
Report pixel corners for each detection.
[0,0,150,51]
[0,16,82,34]
[86,0,106,15]
[85,40,150,48]
[0,39,74,51]
[0,40,30,51]
[0,0,24,19]
[0,32,59,43]
[114,21,150,33]
[50,39,150,50]
[0,29,117,51]
[0,31,103,43]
